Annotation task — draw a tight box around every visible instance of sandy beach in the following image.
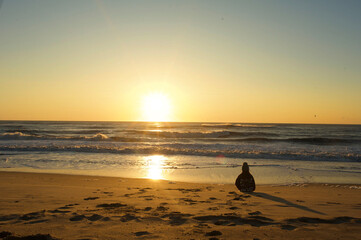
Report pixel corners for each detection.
[0,171,360,239]
[1,0,361,239]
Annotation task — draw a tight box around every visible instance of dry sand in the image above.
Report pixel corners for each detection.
[0,171,360,239]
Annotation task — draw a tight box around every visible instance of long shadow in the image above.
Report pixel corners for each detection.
[250,192,326,215]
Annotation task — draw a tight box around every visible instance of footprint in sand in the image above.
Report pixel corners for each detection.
[96,203,127,209]
[87,214,103,221]
[124,193,134,197]
[179,198,197,205]
[287,216,361,224]
[214,220,230,226]
[58,206,72,209]
[84,197,99,201]
[0,214,19,222]
[138,189,148,194]
[156,205,169,211]
[208,207,219,211]
[19,210,45,221]
[69,214,106,222]
[134,231,150,237]
[0,233,56,240]
[281,224,297,230]
[102,217,111,221]
[205,230,222,236]
[161,212,193,226]
[248,211,261,216]
[166,188,201,194]
[48,209,71,214]
[138,195,155,201]
[233,196,244,201]
[25,219,49,225]
[66,203,79,207]
[69,214,86,221]
[120,213,138,222]
[194,215,274,227]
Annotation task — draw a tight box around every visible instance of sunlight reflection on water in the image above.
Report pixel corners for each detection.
[144,155,166,180]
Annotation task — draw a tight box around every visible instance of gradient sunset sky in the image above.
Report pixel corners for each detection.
[0,0,360,123]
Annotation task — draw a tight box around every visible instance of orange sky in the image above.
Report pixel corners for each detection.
[0,1,360,124]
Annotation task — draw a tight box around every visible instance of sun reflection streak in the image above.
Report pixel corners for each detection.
[144,155,166,180]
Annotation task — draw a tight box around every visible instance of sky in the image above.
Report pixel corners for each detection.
[0,0,360,124]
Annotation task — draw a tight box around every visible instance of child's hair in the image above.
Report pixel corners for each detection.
[242,162,249,172]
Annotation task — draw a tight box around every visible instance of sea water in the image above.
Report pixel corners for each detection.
[0,121,360,184]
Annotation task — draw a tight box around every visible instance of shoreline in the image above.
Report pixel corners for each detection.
[1,161,361,185]
[1,169,361,187]
[0,171,360,239]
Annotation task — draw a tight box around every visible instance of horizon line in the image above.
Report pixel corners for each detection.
[0,119,360,126]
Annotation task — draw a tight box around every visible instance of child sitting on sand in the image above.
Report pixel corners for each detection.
[235,162,256,192]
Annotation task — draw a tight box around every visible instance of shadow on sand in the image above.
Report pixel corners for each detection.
[250,192,325,215]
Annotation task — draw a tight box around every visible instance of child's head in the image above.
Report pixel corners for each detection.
[242,162,249,172]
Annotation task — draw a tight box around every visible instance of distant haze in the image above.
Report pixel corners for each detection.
[0,0,360,124]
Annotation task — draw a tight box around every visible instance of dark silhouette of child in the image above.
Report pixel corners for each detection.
[235,162,255,192]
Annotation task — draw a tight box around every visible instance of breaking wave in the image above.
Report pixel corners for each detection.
[0,132,110,141]
[202,123,276,128]
[0,143,359,162]
[126,130,279,138]
[1,122,360,167]
[216,137,361,145]
[1,131,360,145]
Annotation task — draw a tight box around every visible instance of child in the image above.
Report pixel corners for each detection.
[235,162,256,192]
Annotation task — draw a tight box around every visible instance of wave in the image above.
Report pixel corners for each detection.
[1,132,360,145]
[288,137,361,145]
[205,137,361,145]
[250,137,360,145]
[0,132,33,139]
[2,129,108,135]
[0,132,109,140]
[0,132,148,143]
[0,143,359,162]
[3,129,280,139]
[201,123,276,128]
[126,130,279,138]
[2,130,277,140]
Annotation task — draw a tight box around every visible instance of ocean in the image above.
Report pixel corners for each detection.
[0,121,360,184]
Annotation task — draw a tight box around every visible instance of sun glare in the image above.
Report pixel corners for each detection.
[145,155,166,180]
[141,93,171,122]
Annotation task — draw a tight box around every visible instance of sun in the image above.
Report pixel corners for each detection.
[141,92,171,122]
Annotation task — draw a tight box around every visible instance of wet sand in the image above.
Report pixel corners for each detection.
[0,171,360,239]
